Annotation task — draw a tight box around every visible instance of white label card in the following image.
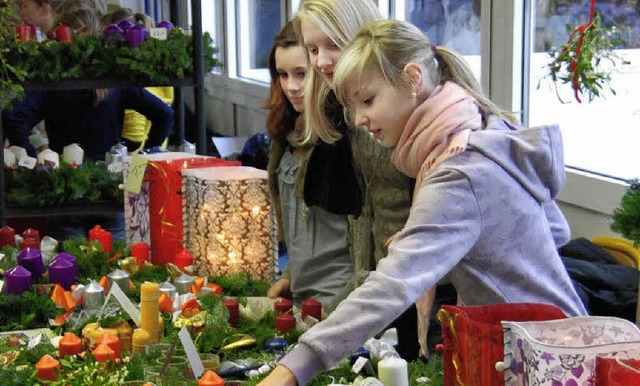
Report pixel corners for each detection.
[150,27,167,40]
[107,161,123,174]
[109,282,141,326]
[179,327,204,379]
[19,156,37,169]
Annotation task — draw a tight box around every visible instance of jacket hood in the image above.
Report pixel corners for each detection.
[467,116,565,202]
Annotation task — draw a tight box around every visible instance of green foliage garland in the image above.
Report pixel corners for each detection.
[5,161,123,207]
[611,180,640,246]
[0,291,58,332]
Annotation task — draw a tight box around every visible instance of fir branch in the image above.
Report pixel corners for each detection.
[611,180,640,246]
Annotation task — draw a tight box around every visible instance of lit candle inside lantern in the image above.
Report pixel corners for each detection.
[377,357,409,386]
[198,370,224,386]
[274,298,293,316]
[301,298,322,322]
[88,225,112,253]
[58,333,82,357]
[19,237,39,250]
[17,247,46,279]
[222,298,240,327]
[0,225,16,248]
[22,228,40,245]
[48,256,76,290]
[35,354,60,381]
[4,265,32,295]
[130,242,150,264]
[140,282,160,344]
[92,342,116,362]
[131,328,152,354]
[96,331,121,359]
[275,312,296,334]
[174,248,194,270]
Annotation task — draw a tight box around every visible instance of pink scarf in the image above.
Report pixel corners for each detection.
[391,81,483,199]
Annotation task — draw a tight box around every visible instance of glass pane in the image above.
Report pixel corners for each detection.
[202,0,222,72]
[237,0,281,81]
[404,0,481,80]
[529,0,640,180]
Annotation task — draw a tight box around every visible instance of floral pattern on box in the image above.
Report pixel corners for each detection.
[503,316,640,386]
[123,161,150,245]
[182,166,278,281]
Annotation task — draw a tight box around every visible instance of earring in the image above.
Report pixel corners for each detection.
[411,91,417,98]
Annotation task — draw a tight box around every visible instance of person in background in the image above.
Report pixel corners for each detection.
[290,0,427,361]
[264,21,354,313]
[257,19,587,386]
[19,0,58,39]
[2,0,174,160]
[100,6,174,152]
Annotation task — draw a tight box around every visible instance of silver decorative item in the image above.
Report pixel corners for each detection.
[84,280,105,310]
[107,269,130,295]
[173,273,195,295]
[159,281,177,299]
[178,140,196,154]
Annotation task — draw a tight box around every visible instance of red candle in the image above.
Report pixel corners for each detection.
[0,225,16,248]
[55,24,72,42]
[19,237,39,250]
[274,298,293,316]
[198,370,224,386]
[59,333,82,357]
[275,312,296,334]
[222,298,240,327]
[15,24,33,42]
[174,248,194,269]
[92,342,116,362]
[96,331,121,359]
[35,354,60,381]
[130,242,150,264]
[88,225,112,253]
[22,228,40,245]
[301,298,322,322]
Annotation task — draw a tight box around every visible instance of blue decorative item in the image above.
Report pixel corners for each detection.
[265,337,287,354]
[348,346,370,365]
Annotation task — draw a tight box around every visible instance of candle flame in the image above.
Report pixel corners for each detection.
[182,161,188,169]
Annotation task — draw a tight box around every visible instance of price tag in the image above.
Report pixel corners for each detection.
[18,156,37,169]
[107,161,123,174]
[125,155,148,194]
[179,327,204,379]
[149,27,167,40]
[109,282,141,326]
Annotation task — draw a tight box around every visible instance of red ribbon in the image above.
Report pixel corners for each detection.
[563,0,597,103]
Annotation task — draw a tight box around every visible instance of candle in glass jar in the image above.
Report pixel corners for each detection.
[274,298,293,316]
[0,225,16,248]
[35,354,60,381]
[58,333,82,357]
[4,265,32,295]
[301,298,322,322]
[130,242,150,264]
[92,342,116,362]
[275,312,296,334]
[222,298,239,327]
[89,225,112,253]
[48,257,76,290]
[17,247,46,279]
[140,282,160,344]
[174,248,194,269]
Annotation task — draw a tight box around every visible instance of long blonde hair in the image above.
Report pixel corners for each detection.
[334,20,519,127]
[293,0,382,145]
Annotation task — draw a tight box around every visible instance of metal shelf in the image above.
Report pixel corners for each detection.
[4,202,122,219]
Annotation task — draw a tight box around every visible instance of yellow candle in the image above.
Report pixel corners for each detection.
[131,328,152,354]
[140,282,160,344]
[112,319,133,352]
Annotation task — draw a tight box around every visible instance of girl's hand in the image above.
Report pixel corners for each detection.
[257,365,298,386]
[267,278,291,298]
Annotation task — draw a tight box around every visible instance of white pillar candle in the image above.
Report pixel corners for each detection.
[62,143,84,166]
[37,149,60,169]
[8,145,28,161]
[377,357,409,386]
[4,150,16,168]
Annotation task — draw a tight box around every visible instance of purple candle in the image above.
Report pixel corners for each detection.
[48,257,76,290]
[126,25,147,48]
[4,266,32,295]
[117,19,135,31]
[0,225,16,248]
[54,252,78,279]
[17,247,46,279]
[156,20,174,30]
[103,24,125,39]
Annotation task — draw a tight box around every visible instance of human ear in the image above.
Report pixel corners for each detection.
[403,63,424,94]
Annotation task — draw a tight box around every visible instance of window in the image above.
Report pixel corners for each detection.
[527,0,640,181]
[201,0,222,73]
[235,0,282,82]
[394,0,482,82]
